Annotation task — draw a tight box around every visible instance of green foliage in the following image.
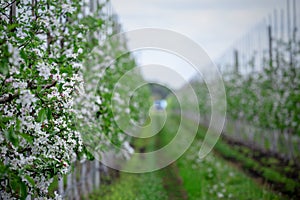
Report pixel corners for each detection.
[223,40,300,135]
[166,115,285,200]
[0,0,151,198]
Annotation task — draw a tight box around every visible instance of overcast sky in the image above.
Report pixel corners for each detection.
[110,0,286,88]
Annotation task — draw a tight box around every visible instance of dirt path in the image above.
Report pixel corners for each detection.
[153,113,188,200]
[159,162,188,200]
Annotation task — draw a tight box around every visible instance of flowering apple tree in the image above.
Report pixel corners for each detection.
[0,0,150,199]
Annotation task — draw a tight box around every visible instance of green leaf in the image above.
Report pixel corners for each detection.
[83,146,95,161]
[58,83,63,93]
[20,181,27,200]
[37,85,42,92]
[5,128,19,147]
[86,151,95,161]
[0,63,9,75]
[24,175,35,186]
[37,108,46,122]
[16,118,21,131]
[20,133,34,145]
[7,23,18,31]
[47,107,53,120]
[0,163,9,179]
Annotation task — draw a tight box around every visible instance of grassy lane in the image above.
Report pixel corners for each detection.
[88,111,188,200]
[176,140,284,199]
[154,112,188,200]
[88,172,167,200]
[88,112,168,200]
[160,114,285,200]
[180,114,297,199]
[158,163,188,200]
[89,113,284,199]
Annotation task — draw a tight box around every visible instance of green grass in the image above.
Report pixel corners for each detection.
[215,138,299,195]
[88,112,168,200]
[177,142,284,200]
[161,114,285,200]
[89,113,286,200]
[179,115,299,198]
[88,172,167,200]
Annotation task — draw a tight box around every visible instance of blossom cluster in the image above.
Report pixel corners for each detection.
[1,0,152,199]
[0,0,88,198]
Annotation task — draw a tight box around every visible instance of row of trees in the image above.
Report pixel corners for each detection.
[223,36,300,159]
[181,19,300,161]
[0,0,150,199]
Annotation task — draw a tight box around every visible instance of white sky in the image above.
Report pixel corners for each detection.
[110,0,286,88]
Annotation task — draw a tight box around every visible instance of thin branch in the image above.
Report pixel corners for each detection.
[0,92,19,104]
[29,80,57,90]
[43,80,57,89]
[0,11,10,20]
[0,80,57,104]
[9,0,16,24]
[18,28,40,49]
[1,0,17,10]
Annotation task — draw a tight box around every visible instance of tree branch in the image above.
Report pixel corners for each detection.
[43,80,57,89]
[0,80,57,104]
[0,92,19,104]
[1,0,17,10]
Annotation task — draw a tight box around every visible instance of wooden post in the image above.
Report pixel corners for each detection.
[292,0,297,41]
[95,161,100,188]
[281,9,285,41]
[88,161,94,192]
[260,128,265,150]
[284,129,293,161]
[67,172,73,199]
[271,130,279,153]
[292,0,297,75]
[287,0,291,41]
[287,0,293,68]
[73,165,79,200]
[274,9,280,71]
[273,10,278,40]
[267,25,273,68]
[234,49,239,73]
[81,161,88,197]
[58,177,64,196]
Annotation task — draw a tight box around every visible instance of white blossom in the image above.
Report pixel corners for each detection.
[217,192,224,198]
[16,90,37,108]
[37,63,51,80]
